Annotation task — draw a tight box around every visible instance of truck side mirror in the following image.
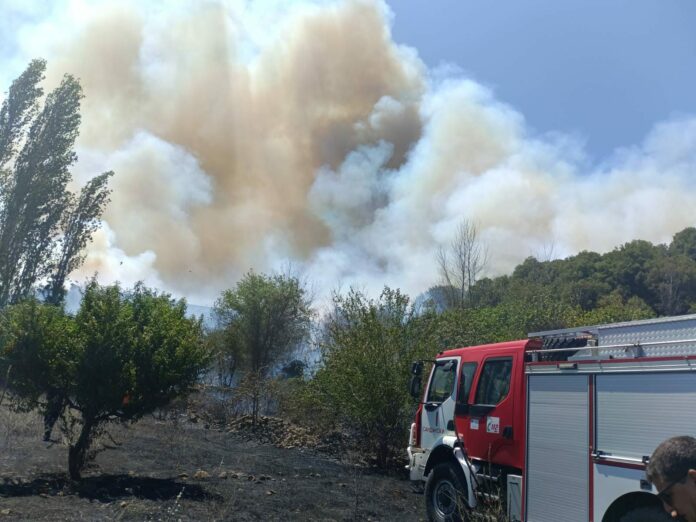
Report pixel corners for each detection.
[409,361,424,399]
[409,374,422,399]
[411,361,423,375]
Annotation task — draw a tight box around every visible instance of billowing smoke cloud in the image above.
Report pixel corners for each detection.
[6,0,696,304]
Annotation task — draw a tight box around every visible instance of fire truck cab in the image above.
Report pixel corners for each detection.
[408,314,696,522]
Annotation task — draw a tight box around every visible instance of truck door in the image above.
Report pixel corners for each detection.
[460,355,518,468]
[420,357,459,449]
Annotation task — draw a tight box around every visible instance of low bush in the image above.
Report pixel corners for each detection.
[0,281,209,479]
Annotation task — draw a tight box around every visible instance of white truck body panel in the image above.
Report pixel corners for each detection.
[593,464,652,522]
[525,363,696,521]
[525,314,696,521]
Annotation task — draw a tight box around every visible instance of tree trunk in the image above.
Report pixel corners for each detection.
[68,418,94,480]
[252,388,259,427]
[377,434,389,470]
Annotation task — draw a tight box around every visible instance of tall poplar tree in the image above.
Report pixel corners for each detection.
[0,59,112,307]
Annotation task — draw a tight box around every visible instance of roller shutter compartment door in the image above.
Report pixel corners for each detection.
[526,374,589,522]
[596,372,696,460]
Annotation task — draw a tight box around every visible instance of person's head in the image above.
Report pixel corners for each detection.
[647,436,696,521]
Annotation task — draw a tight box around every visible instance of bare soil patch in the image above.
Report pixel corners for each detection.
[0,404,424,521]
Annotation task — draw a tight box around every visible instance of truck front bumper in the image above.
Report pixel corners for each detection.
[406,446,427,482]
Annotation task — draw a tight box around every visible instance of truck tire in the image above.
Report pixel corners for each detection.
[425,462,469,522]
[618,505,673,522]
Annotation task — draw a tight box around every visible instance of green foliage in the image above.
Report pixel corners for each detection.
[468,228,696,316]
[645,254,696,315]
[0,281,209,479]
[599,240,660,304]
[0,59,112,307]
[213,271,312,422]
[433,288,574,350]
[435,286,656,352]
[214,271,311,374]
[45,172,113,305]
[575,292,654,325]
[74,281,209,420]
[310,287,437,467]
[293,231,696,468]
[669,227,696,260]
[0,299,77,406]
[206,327,238,387]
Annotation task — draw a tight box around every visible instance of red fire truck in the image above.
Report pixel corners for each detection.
[407,314,696,521]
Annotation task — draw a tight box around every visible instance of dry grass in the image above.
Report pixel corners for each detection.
[469,488,508,522]
[0,397,43,452]
[470,505,508,521]
[0,403,44,466]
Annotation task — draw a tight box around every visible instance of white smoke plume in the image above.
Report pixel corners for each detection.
[4,0,696,305]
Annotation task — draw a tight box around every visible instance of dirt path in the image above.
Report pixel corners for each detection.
[0,407,425,521]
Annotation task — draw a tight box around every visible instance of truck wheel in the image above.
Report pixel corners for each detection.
[618,505,673,522]
[425,462,469,522]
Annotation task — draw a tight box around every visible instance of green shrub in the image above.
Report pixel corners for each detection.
[0,281,209,479]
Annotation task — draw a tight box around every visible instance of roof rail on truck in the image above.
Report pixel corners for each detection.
[526,313,696,362]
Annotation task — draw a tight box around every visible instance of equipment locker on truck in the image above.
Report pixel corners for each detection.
[408,314,696,521]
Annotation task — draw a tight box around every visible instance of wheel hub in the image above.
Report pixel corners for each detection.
[433,478,458,517]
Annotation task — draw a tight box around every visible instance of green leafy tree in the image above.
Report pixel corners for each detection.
[597,240,660,305]
[0,299,77,403]
[435,287,580,351]
[454,228,696,317]
[311,287,436,468]
[44,172,112,305]
[206,327,240,388]
[214,271,312,423]
[575,291,654,325]
[646,254,696,316]
[0,59,112,307]
[669,227,696,261]
[0,281,209,479]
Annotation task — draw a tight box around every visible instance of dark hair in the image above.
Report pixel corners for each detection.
[646,436,696,484]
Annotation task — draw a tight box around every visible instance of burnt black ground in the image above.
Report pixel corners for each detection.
[0,405,425,521]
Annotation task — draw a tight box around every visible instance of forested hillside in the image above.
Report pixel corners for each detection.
[426,227,696,348]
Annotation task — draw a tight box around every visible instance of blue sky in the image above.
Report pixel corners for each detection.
[387,0,696,160]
